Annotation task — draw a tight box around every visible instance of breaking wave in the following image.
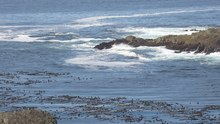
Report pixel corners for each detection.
[115,27,208,39]
[73,7,220,29]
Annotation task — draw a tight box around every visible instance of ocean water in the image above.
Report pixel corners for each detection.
[0,0,220,123]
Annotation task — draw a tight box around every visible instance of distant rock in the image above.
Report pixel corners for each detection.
[94,28,220,54]
[0,109,57,124]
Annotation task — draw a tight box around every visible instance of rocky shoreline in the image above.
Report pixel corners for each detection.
[95,28,220,54]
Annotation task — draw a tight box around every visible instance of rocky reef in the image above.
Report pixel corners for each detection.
[95,28,220,54]
[0,109,57,124]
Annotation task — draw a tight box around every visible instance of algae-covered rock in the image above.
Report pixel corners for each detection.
[95,28,220,54]
[156,28,220,54]
[0,109,57,124]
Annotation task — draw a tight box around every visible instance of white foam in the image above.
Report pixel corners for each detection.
[71,43,95,51]
[108,49,138,59]
[0,24,67,29]
[66,44,145,68]
[0,25,58,42]
[65,55,141,68]
[105,44,149,61]
[71,38,97,42]
[74,7,220,29]
[200,52,220,65]
[110,44,135,51]
[71,37,113,42]
[76,15,129,23]
[132,7,220,17]
[0,32,8,39]
[77,7,220,23]
[0,31,16,41]
[70,38,113,50]
[13,35,38,42]
[70,22,114,29]
[0,33,38,42]
[145,46,220,65]
[116,27,207,39]
[0,25,113,42]
[72,15,115,29]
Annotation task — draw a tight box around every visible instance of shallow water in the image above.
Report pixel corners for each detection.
[0,0,220,123]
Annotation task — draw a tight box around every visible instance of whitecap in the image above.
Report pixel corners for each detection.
[104,44,149,61]
[116,27,208,39]
[132,7,220,17]
[66,44,147,69]
[13,34,38,42]
[70,22,114,29]
[70,37,113,42]
[73,7,220,29]
[0,33,38,42]
[76,7,220,23]
[144,46,220,65]
[65,55,141,68]
[70,37,113,50]
[70,43,95,51]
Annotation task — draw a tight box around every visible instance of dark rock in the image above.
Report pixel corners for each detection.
[94,28,220,54]
[195,43,205,53]
[190,29,198,31]
[174,50,181,53]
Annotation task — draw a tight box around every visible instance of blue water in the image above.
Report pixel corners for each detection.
[0,0,220,123]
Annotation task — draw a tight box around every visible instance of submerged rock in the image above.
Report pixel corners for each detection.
[94,28,220,54]
[0,109,57,124]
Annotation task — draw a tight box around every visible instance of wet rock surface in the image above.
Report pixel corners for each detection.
[0,109,57,124]
[94,28,220,54]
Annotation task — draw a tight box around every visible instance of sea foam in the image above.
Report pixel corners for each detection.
[145,46,220,65]
[116,27,208,39]
[65,55,141,69]
[73,7,220,29]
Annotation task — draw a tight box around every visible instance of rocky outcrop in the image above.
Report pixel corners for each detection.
[0,109,57,124]
[94,36,156,50]
[94,28,220,54]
